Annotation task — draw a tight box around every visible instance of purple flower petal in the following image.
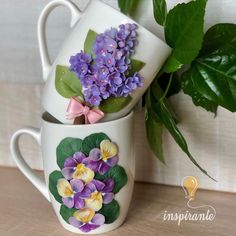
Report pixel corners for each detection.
[82,158,100,172]
[85,182,97,193]
[73,152,86,163]
[106,156,119,167]
[61,167,75,180]
[78,185,92,198]
[103,193,114,204]
[98,162,110,175]
[70,179,84,193]
[102,178,115,192]
[62,197,74,208]
[64,157,77,168]
[79,223,100,233]
[68,217,83,228]
[89,148,101,161]
[91,213,105,225]
[92,179,105,192]
[74,193,85,209]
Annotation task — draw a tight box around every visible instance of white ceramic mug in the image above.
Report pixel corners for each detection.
[38,0,171,124]
[10,112,134,234]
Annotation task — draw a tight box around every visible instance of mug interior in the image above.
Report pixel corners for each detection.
[42,111,134,127]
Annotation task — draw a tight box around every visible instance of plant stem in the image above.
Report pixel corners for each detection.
[160,73,173,101]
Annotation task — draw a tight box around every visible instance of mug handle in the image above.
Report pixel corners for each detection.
[10,127,50,202]
[38,0,82,80]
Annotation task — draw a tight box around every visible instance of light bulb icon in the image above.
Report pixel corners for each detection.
[182,176,199,201]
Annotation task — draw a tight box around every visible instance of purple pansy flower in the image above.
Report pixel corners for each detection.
[69,208,105,233]
[83,139,119,175]
[56,178,91,209]
[61,152,95,184]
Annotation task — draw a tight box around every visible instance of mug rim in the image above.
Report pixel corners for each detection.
[86,0,170,47]
[42,111,134,127]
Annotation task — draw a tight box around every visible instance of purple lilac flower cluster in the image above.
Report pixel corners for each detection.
[56,140,120,232]
[69,23,144,106]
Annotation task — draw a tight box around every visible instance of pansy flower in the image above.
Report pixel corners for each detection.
[84,179,115,211]
[84,140,119,175]
[61,152,94,184]
[56,178,91,209]
[69,208,105,232]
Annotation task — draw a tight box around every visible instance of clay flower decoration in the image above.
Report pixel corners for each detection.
[84,140,119,175]
[55,23,145,124]
[49,133,128,233]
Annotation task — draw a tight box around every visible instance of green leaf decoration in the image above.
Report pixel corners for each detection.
[55,65,83,99]
[49,171,64,203]
[150,81,215,181]
[95,165,128,193]
[153,0,167,26]
[128,59,146,76]
[181,23,236,112]
[182,70,218,114]
[56,137,83,169]
[99,96,132,113]
[60,205,77,223]
[164,0,207,72]
[98,199,120,224]
[82,133,110,156]
[145,91,164,163]
[84,30,98,58]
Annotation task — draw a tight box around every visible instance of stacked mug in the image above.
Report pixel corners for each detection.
[10,0,171,234]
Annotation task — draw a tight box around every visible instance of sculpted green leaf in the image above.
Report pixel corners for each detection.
[84,30,98,58]
[56,137,83,169]
[49,171,64,203]
[95,165,128,193]
[164,0,207,71]
[99,96,132,113]
[128,59,145,76]
[82,133,110,156]
[60,205,77,223]
[55,65,83,98]
[153,0,167,26]
[98,200,120,224]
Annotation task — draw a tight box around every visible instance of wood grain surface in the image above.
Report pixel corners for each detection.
[0,167,236,236]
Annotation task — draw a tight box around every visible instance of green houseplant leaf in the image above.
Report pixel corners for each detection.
[56,137,83,169]
[60,205,77,223]
[145,91,164,163]
[49,170,64,203]
[82,133,110,156]
[153,0,167,26]
[118,0,139,15]
[55,65,83,98]
[95,165,128,193]
[164,0,207,72]
[84,30,98,58]
[182,23,236,112]
[98,199,120,224]
[150,81,215,180]
[182,70,218,113]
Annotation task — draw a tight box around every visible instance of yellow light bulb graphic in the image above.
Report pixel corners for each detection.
[182,176,199,201]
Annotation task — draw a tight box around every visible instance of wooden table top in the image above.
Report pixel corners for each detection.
[0,167,235,236]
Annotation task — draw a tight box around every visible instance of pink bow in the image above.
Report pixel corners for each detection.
[66,97,104,124]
